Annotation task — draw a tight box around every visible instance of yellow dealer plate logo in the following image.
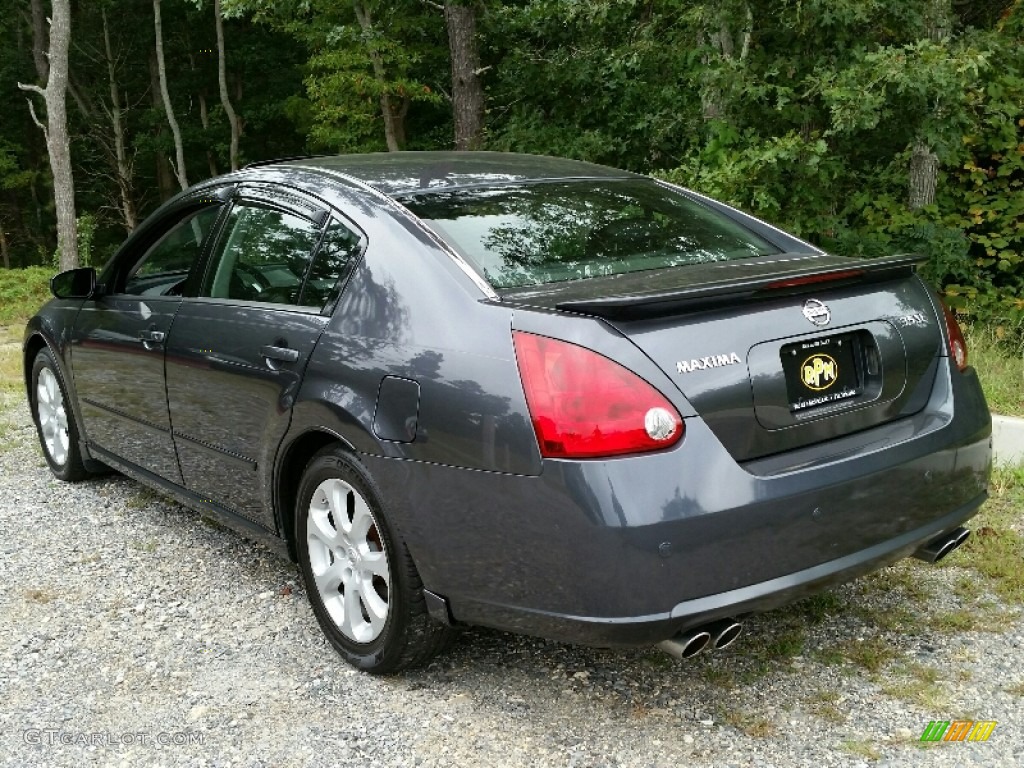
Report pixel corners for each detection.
[801,353,838,391]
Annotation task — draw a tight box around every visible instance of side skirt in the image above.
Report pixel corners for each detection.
[89,444,291,561]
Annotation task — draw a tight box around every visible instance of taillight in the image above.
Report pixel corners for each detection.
[941,301,968,371]
[512,331,683,458]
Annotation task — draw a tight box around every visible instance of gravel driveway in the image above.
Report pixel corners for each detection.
[1,392,1021,767]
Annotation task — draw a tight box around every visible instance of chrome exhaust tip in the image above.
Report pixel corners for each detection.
[913,526,970,563]
[707,618,743,650]
[657,628,711,659]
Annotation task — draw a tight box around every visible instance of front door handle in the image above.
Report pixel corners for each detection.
[261,345,299,364]
[139,329,165,350]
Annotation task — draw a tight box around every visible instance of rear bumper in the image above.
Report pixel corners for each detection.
[363,362,992,647]
[460,493,984,647]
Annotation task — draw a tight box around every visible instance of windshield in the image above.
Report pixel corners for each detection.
[400,179,780,289]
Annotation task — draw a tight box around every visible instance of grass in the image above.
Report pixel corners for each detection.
[946,465,1024,604]
[24,588,56,604]
[808,690,846,723]
[966,325,1024,416]
[0,266,53,400]
[126,487,159,510]
[880,662,949,710]
[719,708,776,738]
[839,739,882,761]
[129,538,159,553]
[0,324,23,397]
[0,266,53,327]
[836,636,899,673]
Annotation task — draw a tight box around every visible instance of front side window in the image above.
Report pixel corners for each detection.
[202,203,322,305]
[124,206,222,296]
[400,179,780,289]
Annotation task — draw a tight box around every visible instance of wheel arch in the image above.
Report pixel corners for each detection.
[274,427,356,562]
[22,332,50,400]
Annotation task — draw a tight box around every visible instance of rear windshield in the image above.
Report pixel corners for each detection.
[400,179,780,289]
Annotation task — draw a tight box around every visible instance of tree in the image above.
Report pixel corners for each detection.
[698,1,752,124]
[908,0,952,209]
[352,1,409,151]
[101,7,138,231]
[18,0,79,270]
[214,0,243,170]
[444,1,484,149]
[154,0,189,190]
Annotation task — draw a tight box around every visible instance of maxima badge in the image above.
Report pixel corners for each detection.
[802,298,831,326]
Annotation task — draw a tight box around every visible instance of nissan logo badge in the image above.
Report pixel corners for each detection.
[802,298,831,326]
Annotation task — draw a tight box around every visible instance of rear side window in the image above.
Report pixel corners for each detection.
[299,218,362,310]
[400,179,780,289]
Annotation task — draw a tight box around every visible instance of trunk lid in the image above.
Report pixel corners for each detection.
[501,254,944,462]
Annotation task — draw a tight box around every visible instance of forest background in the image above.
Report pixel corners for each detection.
[1,0,1022,337]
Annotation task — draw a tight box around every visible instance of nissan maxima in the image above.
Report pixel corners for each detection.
[24,152,992,672]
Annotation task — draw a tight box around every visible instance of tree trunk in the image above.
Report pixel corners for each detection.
[18,0,79,270]
[700,3,752,123]
[30,0,48,83]
[199,93,219,177]
[189,51,220,178]
[445,2,484,150]
[148,51,175,202]
[908,139,939,210]
[908,0,952,210]
[353,2,405,151]
[103,9,137,233]
[214,0,242,171]
[153,0,189,191]
[925,0,952,42]
[0,224,9,270]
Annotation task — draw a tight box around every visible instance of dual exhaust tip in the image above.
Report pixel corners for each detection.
[912,526,970,564]
[657,618,742,660]
[659,527,970,661]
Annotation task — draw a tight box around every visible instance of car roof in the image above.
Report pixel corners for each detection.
[275,151,640,197]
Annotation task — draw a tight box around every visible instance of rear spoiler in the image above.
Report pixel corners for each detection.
[554,254,925,320]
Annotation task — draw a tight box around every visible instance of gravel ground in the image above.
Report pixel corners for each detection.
[1,392,1022,768]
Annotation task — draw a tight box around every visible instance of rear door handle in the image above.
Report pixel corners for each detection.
[261,345,299,364]
[139,329,165,349]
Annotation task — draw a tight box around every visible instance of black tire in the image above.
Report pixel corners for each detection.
[30,348,90,482]
[295,446,454,673]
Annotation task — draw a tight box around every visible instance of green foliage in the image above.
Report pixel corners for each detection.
[0,140,33,192]
[966,326,1024,415]
[485,1,702,169]
[0,267,53,326]
[0,0,1022,341]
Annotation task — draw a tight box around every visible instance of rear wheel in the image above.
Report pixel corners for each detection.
[295,447,454,673]
[31,349,89,482]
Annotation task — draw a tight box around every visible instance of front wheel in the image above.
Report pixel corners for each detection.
[31,348,89,482]
[295,447,454,673]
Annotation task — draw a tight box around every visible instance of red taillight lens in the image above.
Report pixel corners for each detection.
[512,331,684,458]
[942,302,968,371]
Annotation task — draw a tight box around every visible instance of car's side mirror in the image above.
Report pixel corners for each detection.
[50,268,98,300]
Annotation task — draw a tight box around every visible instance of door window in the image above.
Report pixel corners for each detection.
[201,203,362,309]
[299,218,362,310]
[124,206,222,296]
[202,204,322,305]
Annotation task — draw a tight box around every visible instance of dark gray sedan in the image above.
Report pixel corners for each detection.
[24,152,992,673]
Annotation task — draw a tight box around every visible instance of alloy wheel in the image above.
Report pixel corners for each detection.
[305,478,391,643]
[36,367,69,467]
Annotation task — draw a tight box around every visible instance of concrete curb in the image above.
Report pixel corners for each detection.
[992,414,1024,466]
